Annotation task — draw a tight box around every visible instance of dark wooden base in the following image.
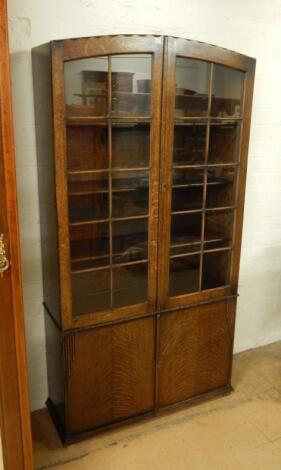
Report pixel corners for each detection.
[47,384,233,445]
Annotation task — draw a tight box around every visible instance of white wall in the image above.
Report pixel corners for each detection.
[7,0,281,411]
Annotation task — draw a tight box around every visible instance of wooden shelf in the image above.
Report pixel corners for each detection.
[72,257,148,275]
[68,167,150,175]
[69,214,148,227]
[66,116,151,125]
[74,91,151,98]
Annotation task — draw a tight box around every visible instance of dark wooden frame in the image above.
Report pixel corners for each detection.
[51,35,164,330]
[158,36,255,310]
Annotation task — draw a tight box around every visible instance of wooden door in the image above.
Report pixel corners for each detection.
[158,37,255,310]
[0,1,33,468]
[51,35,164,330]
[65,317,155,433]
[157,300,236,407]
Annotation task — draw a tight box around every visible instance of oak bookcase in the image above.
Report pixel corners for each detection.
[32,35,255,443]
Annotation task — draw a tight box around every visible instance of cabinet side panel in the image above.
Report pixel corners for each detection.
[44,313,65,423]
[32,44,61,325]
[158,299,236,407]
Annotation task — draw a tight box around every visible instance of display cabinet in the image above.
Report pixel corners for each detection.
[32,35,255,442]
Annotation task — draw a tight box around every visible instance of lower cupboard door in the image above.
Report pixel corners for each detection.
[65,317,155,433]
[157,300,235,408]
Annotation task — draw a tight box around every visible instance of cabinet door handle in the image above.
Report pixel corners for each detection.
[0,234,10,278]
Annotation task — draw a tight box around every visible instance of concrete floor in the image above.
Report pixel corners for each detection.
[32,341,281,470]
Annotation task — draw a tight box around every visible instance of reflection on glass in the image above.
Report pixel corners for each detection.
[113,262,148,307]
[113,219,148,264]
[68,193,109,223]
[204,210,233,250]
[206,167,236,209]
[202,250,231,290]
[67,125,108,171]
[172,168,204,186]
[175,58,210,117]
[211,65,244,118]
[112,170,149,218]
[112,123,150,168]
[169,254,200,296]
[173,124,207,165]
[170,212,202,255]
[111,55,151,117]
[172,167,204,212]
[72,269,111,315]
[208,122,240,164]
[64,57,108,117]
[70,223,109,270]
[68,172,108,196]
[172,188,203,212]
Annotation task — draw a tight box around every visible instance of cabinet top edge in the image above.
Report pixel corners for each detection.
[32,35,256,65]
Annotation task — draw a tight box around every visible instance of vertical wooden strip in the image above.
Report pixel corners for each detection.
[157,36,176,308]
[199,64,213,291]
[108,56,113,309]
[148,40,164,309]
[231,64,255,290]
[52,44,73,329]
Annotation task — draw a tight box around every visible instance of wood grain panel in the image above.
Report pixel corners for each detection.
[65,317,155,433]
[157,300,235,407]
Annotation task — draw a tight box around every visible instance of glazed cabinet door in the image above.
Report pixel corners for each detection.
[158,37,255,310]
[157,300,236,407]
[65,317,155,433]
[52,36,163,329]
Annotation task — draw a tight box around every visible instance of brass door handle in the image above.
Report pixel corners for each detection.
[0,234,10,278]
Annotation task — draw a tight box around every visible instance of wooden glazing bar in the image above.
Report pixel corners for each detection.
[205,205,236,212]
[69,214,148,227]
[72,258,148,275]
[173,117,243,124]
[173,162,240,170]
[199,63,213,290]
[170,251,202,260]
[66,116,152,125]
[171,209,203,216]
[68,187,143,196]
[203,246,233,254]
[108,55,114,309]
[67,166,150,176]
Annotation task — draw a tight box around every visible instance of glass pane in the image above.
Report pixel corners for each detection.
[111,55,151,117]
[112,123,150,168]
[64,57,108,117]
[66,125,108,172]
[112,219,148,264]
[113,262,148,308]
[170,212,202,255]
[173,124,207,165]
[169,254,200,296]
[202,250,231,290]
[70,223,109,271]
[175,58,210,117]
[68,171,108,195]
[172,168,204,213]
[112,171,149,218]
[68,193,109,223]
[211,65,244,118]
[206,166,236,209]
[72,269,110,316]
[208,122,240,164]
[204,210,234,250]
